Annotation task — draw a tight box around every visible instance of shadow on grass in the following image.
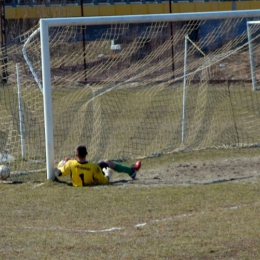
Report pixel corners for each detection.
[110,179,129,185]
[53,176,73,186]
[201,175,255,185]
[0,180,26,184]
[53,177,130,186]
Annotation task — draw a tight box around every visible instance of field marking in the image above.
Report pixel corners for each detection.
[1,203,256,234]
[135,223,147,227]
[32,183,44,188]
[2,225,122,233]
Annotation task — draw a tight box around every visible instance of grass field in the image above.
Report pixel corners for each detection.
[2,22,260,258]
[1,148,260,259]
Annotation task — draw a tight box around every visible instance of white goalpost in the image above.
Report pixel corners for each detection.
[247,20,260,91]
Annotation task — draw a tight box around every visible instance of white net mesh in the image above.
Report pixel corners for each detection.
[1,15,260,181]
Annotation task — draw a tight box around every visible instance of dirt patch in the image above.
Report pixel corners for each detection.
[111,156,260,186]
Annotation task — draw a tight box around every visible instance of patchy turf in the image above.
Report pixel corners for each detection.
[1,148,260,259]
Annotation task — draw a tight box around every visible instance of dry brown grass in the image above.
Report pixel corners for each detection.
[1,148,260,259]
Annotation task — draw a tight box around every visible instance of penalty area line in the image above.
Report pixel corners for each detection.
[1,225,122,233]
[1,202,256,234]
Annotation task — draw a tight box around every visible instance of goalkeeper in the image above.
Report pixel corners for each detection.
[55,145,141,187]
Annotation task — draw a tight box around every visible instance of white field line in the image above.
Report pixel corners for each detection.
[32,183,44,188]
[0,203,255,234]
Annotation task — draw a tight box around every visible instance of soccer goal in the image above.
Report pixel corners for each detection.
[2,10,260,181]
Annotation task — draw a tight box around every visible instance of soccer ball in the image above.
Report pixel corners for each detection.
[0,165,10,180]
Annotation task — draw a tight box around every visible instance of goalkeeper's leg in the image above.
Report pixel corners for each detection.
[98,160,141,180]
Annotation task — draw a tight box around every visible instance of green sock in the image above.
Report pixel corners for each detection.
[113,162,133,175]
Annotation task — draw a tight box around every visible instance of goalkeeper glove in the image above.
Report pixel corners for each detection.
[57,157,70,168]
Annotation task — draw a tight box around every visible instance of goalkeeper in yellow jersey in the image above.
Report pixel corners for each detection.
[55,145,141,187]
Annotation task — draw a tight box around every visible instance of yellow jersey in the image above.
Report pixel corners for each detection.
[58,159,109,187]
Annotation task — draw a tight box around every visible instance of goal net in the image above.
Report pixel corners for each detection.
[247,20,260,91]
[2,10,260,181]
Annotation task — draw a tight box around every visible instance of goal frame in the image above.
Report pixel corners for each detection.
[40,10,260,180]
[247,20,259,91]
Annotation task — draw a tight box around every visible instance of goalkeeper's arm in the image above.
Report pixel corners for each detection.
[55,168,62,177]
[55,158,71,178]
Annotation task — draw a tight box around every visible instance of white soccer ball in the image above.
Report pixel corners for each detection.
[0,165,10,180]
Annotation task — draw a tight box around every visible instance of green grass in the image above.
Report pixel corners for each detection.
[1,148,260,259]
